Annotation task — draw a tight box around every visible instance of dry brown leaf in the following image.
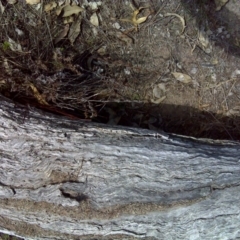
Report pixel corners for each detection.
[172,72,192,83]
[97,46,106,55]
[7,0,17,4]
[90,12,99,35]
[165,13,186,34]
[54,24,70,44]
[198,30,209,48]
[151,96,166,104]
[71,1,77,6]
[29,83,48,105]
[90,12,99,26]
[215,0,229,11]
[64,0,71,5]
[58,0,65,6]
[62,5,83,17]
[199,104,210,109]
[0,1,5,14]
[0,79,6,88]
[3,58,12,75]
[44,1,57,12]
[135,16,148,24]
[226,106,240,116]
[132,7,148,26]
[121,7,149,31]
[153,83,166,98]
[63,16,74,24]
[68,15,82,45]
[198,29,212,53]
[151,83,166,104]
[56,5,64,16]
[8,37,23,52]
[26,0,41,4]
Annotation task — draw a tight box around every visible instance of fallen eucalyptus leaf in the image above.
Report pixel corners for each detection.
[0,79,6,87]
[151,96,166,104]
[54,24,70,44]
[26,0,41,4]
[29,83,48,106]
[226,106,240,116]
[62,5,83,17]
[198,29,212,53]
[121,7,149,31]
[3,58,12,75]
[8,37,22,52]
[15,28,24,36]
[63,16,74,24]
[58,0,65,6]
[7,0,17,4]
[90,12,99,26]
[71,1,78,6]
[132,7,148,27]
[165,13,186,34]
[0,1,5,14]
[56,5,65,16]
[97,46,106,55]
[153,83,166,98]
[44,1,57,12]
[68,15,82,45]
[172,72,192,83]
[64,0,71,5]
[198,29,210,47]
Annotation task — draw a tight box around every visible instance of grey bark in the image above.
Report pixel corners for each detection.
[0,96,240,240]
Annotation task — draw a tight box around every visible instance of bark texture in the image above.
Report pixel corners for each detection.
[0,96,240,239]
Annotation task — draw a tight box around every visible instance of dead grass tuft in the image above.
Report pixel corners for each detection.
[0,0,162,119]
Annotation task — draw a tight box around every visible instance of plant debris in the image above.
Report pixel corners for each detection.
[0,0,240,141]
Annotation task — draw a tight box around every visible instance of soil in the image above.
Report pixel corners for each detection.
[95,0,240,141]
[1,0,240,141]
[98,0,240,141]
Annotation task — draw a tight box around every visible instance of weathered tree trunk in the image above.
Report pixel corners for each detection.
[0,96,240,240]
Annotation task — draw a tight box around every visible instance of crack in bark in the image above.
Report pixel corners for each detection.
[60,188,89,203]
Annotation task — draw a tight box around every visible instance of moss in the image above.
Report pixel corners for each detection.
[2,42,10,51]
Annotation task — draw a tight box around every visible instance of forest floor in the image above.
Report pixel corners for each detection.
[0,0,240,239]
[1,0,240,141]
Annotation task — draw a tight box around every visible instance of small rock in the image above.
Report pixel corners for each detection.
[112,22,121,29]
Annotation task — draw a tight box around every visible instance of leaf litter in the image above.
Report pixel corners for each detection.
[1,0,240,140]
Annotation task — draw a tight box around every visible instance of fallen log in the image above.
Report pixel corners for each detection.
[0,96,240,239]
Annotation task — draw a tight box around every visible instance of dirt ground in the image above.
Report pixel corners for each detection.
[1,0,240,141]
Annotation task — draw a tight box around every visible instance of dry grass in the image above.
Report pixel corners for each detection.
[0,0,162,119]
[1,0,240,140]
